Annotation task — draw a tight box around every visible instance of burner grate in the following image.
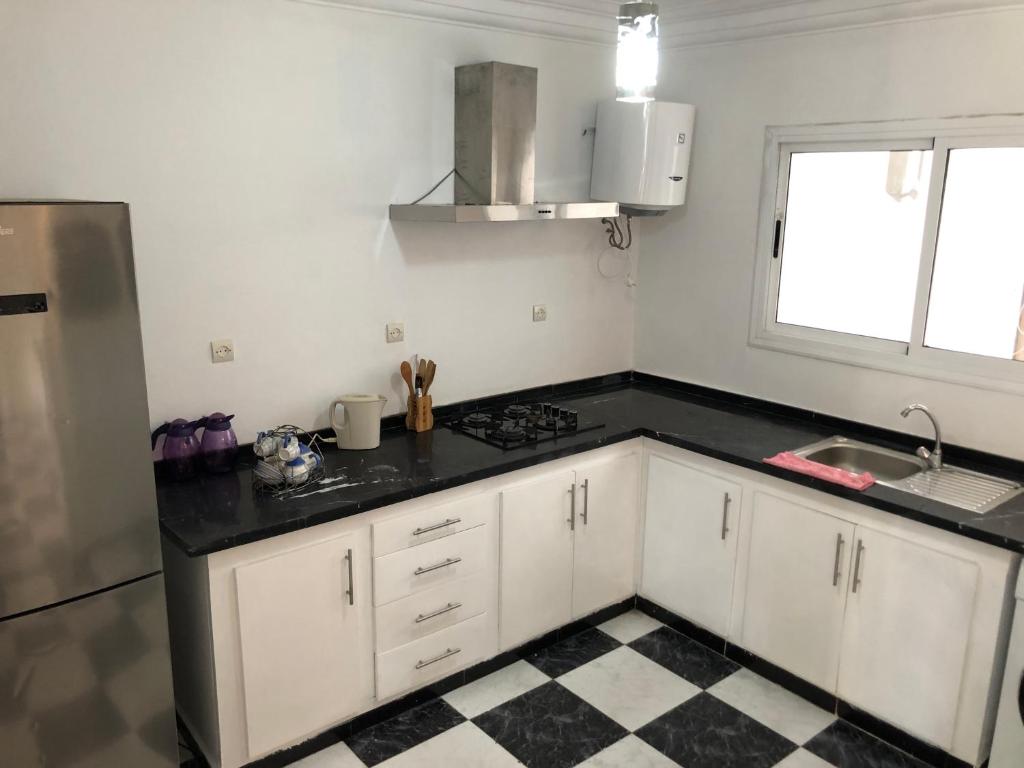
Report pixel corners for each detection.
[447,401,602,450]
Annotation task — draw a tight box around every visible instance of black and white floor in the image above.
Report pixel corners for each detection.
[229,610,930,768]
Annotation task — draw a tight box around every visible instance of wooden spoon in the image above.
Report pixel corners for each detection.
[423,361,437,395]
[400,361,415,397]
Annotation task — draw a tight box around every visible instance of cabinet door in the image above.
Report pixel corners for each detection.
[739,492,855,692]
[640,455,742,636]
[572,452,640,618]
[500,470,575,650]
[837,528,978,749]
[235,530,374,759]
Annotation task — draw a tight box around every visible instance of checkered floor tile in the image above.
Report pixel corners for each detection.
[208,611,936,768]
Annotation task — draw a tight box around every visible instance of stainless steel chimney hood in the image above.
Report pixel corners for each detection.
[390,62,618,223]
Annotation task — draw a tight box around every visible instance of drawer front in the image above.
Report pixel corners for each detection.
[376,613,491,701]
[373,492,497,557]
[376,573,493,653]
[374,524,490,606]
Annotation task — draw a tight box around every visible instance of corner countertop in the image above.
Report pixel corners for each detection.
[157,374,1024,557]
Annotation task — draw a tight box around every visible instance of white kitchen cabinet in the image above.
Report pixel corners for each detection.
[640,454,742,636]
[234,529,374,758]
[499,469,576,650]
[837,527,979,750]
[739,491,855,692]
[572,452,641,618]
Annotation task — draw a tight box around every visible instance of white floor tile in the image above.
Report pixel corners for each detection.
[577,735,680,768]
[289,741,366,767]
[558,646,701,731]
[377,721,522,767]
[597,610,664,644]
[774,747,835,768]
[442,659,549,719]
[708,668,836,745]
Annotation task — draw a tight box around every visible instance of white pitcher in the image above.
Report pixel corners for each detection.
[330,394,387,450]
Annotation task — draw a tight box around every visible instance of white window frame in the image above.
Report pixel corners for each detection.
[749,115,1024,396]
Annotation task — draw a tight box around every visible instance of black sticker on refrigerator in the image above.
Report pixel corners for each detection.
[0,293,48,316]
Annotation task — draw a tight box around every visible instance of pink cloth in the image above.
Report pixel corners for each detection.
[764,451,876,491]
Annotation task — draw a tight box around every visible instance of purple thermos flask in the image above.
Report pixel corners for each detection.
[199,412,238,473]
[151,418,202,481]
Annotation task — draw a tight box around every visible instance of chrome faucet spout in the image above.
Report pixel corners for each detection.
[900,403,943,470]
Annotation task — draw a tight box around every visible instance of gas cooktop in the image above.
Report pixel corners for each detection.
[446,402,604,450]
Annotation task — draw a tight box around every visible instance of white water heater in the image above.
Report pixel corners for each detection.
[590,100,696,216]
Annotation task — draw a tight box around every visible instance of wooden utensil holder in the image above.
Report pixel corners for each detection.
[406,394,434,433]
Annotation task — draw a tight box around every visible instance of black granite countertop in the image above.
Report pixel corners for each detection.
[157,373,1024,557]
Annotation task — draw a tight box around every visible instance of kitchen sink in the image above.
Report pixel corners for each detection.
[795,437,927,483]
[792,436,1023,514]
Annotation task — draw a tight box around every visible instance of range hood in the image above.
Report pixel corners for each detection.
[390,62,618,223]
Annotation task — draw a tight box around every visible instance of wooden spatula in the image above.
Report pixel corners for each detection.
[423,360,437,395]
[400,361,415,397]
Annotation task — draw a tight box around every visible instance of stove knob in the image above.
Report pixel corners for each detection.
[566,410,579,428]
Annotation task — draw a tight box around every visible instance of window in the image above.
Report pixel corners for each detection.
[751,119,1024,391]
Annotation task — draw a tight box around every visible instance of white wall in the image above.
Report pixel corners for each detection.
[0,0,631,440]
[636,9,1024,460]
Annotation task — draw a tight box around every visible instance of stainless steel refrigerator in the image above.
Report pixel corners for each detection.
[0,202,178,766]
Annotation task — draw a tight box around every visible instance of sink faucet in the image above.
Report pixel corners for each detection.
[900,403,943,470]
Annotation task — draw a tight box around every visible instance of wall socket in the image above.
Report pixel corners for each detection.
[386,322,405,343]
[532,305,548,322]
[211,339,235,363]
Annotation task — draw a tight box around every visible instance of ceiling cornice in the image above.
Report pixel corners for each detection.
[289,0,619,45]
[658,0,1024,48]
[292,0,1024,48]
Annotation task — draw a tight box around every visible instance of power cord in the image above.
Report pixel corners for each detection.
[601,215,633,251]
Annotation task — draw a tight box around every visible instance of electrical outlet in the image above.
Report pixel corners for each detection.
[532,305,548,322]
[211,339,234,363]
[386,322,405,343]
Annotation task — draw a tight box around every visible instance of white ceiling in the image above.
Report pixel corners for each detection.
[300,0,1024,47]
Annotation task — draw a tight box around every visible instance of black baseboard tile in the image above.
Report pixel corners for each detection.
[558,597,637,639]
[635,596,727,654]
[836,701,971,768]
[723,644,838,713]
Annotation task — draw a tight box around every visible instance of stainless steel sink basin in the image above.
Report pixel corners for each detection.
[795,437,927,483]
[791,436,1023,514]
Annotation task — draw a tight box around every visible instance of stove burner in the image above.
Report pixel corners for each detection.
[462,412,493,428]
[448,401,601,450]
[487,425,526,443]
[535,418,566,432]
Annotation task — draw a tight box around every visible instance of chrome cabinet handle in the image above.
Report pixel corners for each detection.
[345,548,354,606]
[414,557,462,576]
[413,517,462,536]
[415,647,461,669]
[851,540,865,594]
[568,483,576,531]
[832,534,845,587]
[415,601,463,624]
[581,479,590,525]
[720,493,732,541]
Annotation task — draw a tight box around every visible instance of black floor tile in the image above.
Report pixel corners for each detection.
[635,692,798,768]
[629,626,739,688]
[472,681,628,768]
[522,627,621,678]
[805,720,932,768]
[345,698,465,767]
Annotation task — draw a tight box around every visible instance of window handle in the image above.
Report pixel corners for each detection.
[772,219,782,259]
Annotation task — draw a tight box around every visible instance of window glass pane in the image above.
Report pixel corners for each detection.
[924,147,1024,361]
[776,150,932,342]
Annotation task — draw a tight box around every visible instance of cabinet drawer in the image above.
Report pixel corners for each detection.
[376,573,492,653]
[373,492,497,557]
[376,612,491,701]
[374,524,489,606]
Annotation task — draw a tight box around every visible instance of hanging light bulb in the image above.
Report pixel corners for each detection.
[616,2,659,103]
